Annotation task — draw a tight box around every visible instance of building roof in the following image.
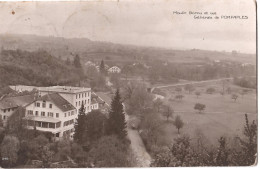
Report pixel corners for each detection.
[95,92,112,107]
[39,86,91,94]
[0,94,35,110]
[108,66,121,70]
[37,93,76,112]
[9,85,39,92]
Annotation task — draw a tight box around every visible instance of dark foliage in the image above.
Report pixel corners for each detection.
[107,89,127,139]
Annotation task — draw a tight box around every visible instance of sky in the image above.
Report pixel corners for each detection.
[0,0,256,53]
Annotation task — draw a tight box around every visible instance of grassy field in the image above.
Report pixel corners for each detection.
[155,83,257,147]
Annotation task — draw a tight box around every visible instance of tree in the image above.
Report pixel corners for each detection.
[151,146,173,167]
[74,104,86,144]
[40,146,54,168]
[194,103,206,114]
[140,110,163,148]
[184,84,195,94]
[107,89,127,139]
[171,135,197,166]
[85,110,107,143]
[6,106,28,140]
[0,135,20,167]
[163,106,173,122]
[88,135,132,167]
[231,94,238,102]
[195,91,201,98]
[110,73,122,89]
[73,54,81,68]
[100,59,106,75]
[215,137,229,166]
[206,88,215,94]
[175,87,182,93]
[85,65,99,80]
[153,98,163,113]
[173,115,184,134]
[121,65,132,80]
[124,83,153,115]
[175,94,184,101]
[239,114,257,165]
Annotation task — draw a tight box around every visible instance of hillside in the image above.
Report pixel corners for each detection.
[0,34,256,65]
[0,49,83,88]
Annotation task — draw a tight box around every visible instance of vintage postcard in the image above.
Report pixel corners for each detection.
[0,0,257,168]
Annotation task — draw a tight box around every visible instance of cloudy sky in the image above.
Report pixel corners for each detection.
[0,0,256,53]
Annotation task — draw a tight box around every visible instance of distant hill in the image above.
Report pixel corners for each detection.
[0,34,256,65]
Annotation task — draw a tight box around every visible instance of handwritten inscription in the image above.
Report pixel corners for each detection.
[173,11,248,20]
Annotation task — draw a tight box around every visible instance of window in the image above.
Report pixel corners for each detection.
[8,109,10,112]
[41,112,45,116]
[27,110,33,115]
[3,116,6,120]
[56,113,59,118]
[42,102,46,108]
[49,104,52,108]
[76,102,77,106]
[56,122,61,128]
[42,122,48,128]
[79,101,81,106]
[35,111,38,116]
[3,109,6,113]
[49,123,55,128]
[36,102,40,107]
[65,113,67,117]
[88,99,90,104]
[85,93,87,97]
[48,112,53,117]
[79,94,80,98]
[82,93,83,98]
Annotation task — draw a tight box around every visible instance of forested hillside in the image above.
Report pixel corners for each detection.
[0,49,83,88]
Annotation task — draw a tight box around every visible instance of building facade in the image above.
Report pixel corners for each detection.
[23,93,77,139]
[108,66,121,73]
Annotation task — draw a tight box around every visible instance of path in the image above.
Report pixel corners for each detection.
[127,128,151,167]
[125,113,151,167]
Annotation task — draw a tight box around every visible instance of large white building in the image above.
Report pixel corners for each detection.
[23,93,77,139]
[1,85,111,140]
[38,86,92,113]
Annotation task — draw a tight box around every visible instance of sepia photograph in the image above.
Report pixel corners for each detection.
[0,0,257,168]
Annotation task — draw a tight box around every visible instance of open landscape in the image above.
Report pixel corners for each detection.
[154,82,257,146]
[0,0,257,168]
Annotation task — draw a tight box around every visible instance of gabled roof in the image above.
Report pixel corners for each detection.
[95,92,112,107]
[36,93,76,112]
[0,94,35,109]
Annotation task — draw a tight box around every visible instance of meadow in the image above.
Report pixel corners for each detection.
[156,82,257,146]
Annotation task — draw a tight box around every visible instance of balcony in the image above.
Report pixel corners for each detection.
[23,116,62,133]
